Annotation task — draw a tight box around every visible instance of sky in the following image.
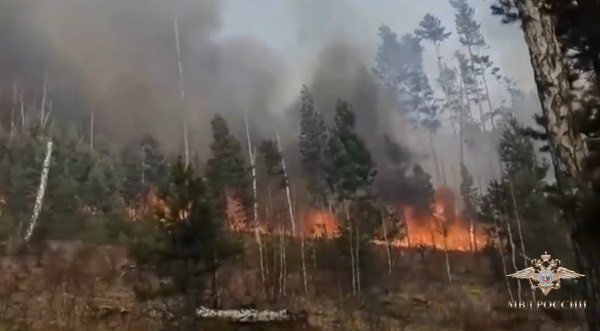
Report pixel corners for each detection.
[218,0,536,92]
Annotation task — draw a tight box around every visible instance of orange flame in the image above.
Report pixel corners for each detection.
[302,209,340,238]
[132,185,486,252]
[299,185,487,251]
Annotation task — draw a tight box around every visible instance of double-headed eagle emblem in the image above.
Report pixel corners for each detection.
[507,251,584,296]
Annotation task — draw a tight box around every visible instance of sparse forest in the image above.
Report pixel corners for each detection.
[0,0,598,330]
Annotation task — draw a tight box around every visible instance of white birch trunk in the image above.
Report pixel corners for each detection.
[19,90,25,128]
[244,110,265,289]
[43,100,51,128]
[279,221,287,296]
[90,107,95,153]
[381,212,392,274]
[173,14,189,167]
[443,230,452,283]
[40,74,47,126]
[478,61,495,130]
[276,133,296,235]
[355,219,360,295]
[24,139,53,242]
[466,47,488,131]
[344,201,356,296]
[508,179,536,303]
[300,231,308,295]
[196,307,301,322]
[10,83,16,136]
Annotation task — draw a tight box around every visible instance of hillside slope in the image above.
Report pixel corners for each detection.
[0,241,587,331]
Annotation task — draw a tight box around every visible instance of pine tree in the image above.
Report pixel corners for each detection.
[401,32,444,183]
[481,116,576,301]
[450,0,494,130]
[326,100,377,202]
[492,1,600,327]
[298,86,328,206]
[372,25,402,93]
[415,13,452,94]
[130,158,240,330]
[121,135,169,203]
[437,63,462,136]
[206,114,251,222]
[326,100,377,296]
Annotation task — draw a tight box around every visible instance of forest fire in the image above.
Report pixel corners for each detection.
[130,185,486,252]
[302,209,340,238]
[394,185,488,251]
[297,185,488,252]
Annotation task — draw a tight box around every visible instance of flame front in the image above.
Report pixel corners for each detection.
[128,185,487,252]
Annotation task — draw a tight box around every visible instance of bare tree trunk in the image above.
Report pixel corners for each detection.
[212,251,221,308]
[244,110,266,291]
[466,47,488,131]
[301,231,308,295]
[478,61,496,130]
[173,14,189,167]
[10,83,16,136]
[493,216,515,302]
[401,208,411,248]
[441,161,448,186]
[507,178,536,303]
[381,211,392,274]
[504,207,521,302]
[450,164,459,194]
[40,73,47,126]
[265,187,272,279]
[43,100,51,128]
[355,219,361,295]
[459,77,465,167]
[345,201,356,296]
[276,132,296,235]
[90,106,95,153]
[428,131,442,185]
[280,221,287,296]
[442,226,452,283]
[19,90,25,128]
[24,139,53,243]
[427,216,437,248]
[469,216,477,253]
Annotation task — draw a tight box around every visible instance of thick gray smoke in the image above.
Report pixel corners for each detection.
[0,0,403,159]
[0,0,291,153]
[0,0,538,195]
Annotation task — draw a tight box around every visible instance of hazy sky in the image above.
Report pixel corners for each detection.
[218,0,535,92]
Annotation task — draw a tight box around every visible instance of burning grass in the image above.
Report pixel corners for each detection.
[125,185,487,253]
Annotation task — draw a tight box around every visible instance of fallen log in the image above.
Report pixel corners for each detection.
[195,307,306,323]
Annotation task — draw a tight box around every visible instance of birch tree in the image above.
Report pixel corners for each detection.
[24,139,53,243]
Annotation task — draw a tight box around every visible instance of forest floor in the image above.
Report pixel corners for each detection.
[0,238,588,331]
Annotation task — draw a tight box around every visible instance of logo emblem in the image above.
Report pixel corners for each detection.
[507,251,584,296]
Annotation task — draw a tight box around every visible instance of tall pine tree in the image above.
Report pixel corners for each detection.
[205,115,251,223]
[298,86,328,206]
